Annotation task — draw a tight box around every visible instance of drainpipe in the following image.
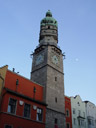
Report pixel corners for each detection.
[33,86,36,99]
[0,75,4,111]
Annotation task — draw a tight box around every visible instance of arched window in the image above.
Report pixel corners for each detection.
[48,26,50,29]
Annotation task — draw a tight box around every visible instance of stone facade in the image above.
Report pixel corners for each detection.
[46,108,65,128]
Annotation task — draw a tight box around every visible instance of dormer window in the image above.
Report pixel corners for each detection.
[48,26,50,29]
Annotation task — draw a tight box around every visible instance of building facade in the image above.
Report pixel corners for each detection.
[31,10,66,128]
[85,101,96,128]
[71,95,87,128]
[65,96,72,128]
[0,65,46,128]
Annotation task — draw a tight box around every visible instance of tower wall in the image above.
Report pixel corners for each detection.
[46,108,66,128]
[31,11,66,128]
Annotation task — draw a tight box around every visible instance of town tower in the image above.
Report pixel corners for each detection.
[31,11,65,128]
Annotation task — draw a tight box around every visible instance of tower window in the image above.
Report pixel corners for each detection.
[55,77,57,81]
[51,21,53,23]
[55,97,57,103]
[55,118,58,124]
[48,26,50,29]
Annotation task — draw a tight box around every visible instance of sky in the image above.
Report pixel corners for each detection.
[0,0,96,105]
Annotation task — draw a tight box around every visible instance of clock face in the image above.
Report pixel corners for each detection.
[51,55,59,65]
[36,54,44,65]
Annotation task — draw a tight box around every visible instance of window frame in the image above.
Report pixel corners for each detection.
[55,97,57,103]
[66,122,70,128]
[73,108,76,114]
[4,124,13,128]
[55,77,57,81]
[36,108,43,122]
[23,103,31,119]
[66,109,70,117]
[73,118,76,125]
[83,112,85,118]
[55,118,58,124]
[7,97,17,115]
[78,110,81,116]
[81,119,85,126]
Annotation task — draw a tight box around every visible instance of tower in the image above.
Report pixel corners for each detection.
[31,11,65,128]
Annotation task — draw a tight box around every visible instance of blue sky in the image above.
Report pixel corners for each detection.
[0,0,96,105]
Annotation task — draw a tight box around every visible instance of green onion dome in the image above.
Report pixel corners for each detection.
[40,10,58,27]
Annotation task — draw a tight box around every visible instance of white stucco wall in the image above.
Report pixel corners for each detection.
[71,95,87,128]
[85,101,96,128]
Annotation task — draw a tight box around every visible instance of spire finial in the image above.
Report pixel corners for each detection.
[46,10,52,17]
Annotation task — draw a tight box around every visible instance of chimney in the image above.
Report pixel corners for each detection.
[13,68,15,72]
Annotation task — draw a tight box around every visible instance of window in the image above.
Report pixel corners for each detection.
[73,108,75,114]
[78,119,80,126]
[81,120,85,126]
[36,108,43,121]
[77,102,80,106]
[73,118,76,125]
[24,103,30,118]
[88,119,91,125]
[54,118,58,128]
[66,123,70,128]
[8,98,17,114]
[95,120,96,125]
[48,26,50,29]
[78,110,81,116]
[83,112,85,117]
[55,118,58,124]
[78,119,85,126]
[92,120,94,126]
[55,77,57,81]
[5,125,12,128]
[66,109,70,117]
[55,97,57,103]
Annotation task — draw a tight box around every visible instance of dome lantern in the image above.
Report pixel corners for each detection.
[46,10,52,17]
[40,10,58,27]
[39,11,58,45]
